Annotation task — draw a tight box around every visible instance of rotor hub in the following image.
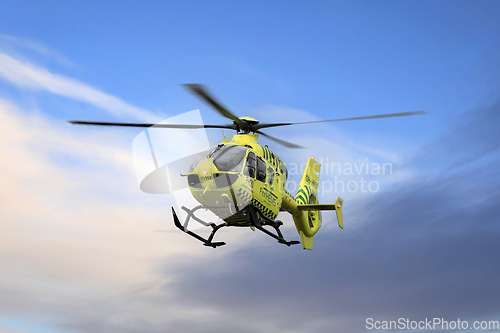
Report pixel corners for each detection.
[235,116,259,134]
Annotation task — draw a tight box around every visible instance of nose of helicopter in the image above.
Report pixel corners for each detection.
[187,157,217,190]
[187,157,248,217]
[189,157,242,189]
[197,158,215,182]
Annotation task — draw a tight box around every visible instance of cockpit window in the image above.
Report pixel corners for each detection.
[212,145,248,172]
[256,157,267,182]
[268,166,274,185]
[244,151,256,178]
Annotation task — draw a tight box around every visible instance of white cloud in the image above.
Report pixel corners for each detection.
[0,33,76,69]
[0,52,158,122]
[0,97,167,280]
[0,55,416,331]
[0,96,263,332]
[0,97,225,328]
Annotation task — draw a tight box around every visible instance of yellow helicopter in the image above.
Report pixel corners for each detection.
[69,84,426,249]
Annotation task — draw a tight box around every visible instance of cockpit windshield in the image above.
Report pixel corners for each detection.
[211,145,248,172]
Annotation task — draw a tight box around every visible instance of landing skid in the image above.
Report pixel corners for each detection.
[248,206,300,247]
[171,205,300,248]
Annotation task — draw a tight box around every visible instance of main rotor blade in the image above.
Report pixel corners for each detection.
[183,84,247,130]
[256,130,304,149]
[253,110,427,130]
[68,120,237,130]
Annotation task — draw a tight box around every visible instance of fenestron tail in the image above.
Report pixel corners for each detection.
[281,158,344,250]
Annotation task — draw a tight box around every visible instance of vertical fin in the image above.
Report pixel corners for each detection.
[299,231,314,250]
[335,197,343,229]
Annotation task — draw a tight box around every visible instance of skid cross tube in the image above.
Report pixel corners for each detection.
[172,207,227,248]
[180,205,213,228]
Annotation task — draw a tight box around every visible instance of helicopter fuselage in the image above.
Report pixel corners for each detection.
[186,134,286,225]
[184,132,328,249]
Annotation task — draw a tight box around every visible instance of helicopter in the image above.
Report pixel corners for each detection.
[69,84,426,250]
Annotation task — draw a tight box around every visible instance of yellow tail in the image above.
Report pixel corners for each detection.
[294,158,321,249]
[281,158,344,250]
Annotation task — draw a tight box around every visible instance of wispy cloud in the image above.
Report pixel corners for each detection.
[0,52,158,122]
[2,85,498,333]
[0,33,76,69]
[2,36,497,332]
[0,97,215,332]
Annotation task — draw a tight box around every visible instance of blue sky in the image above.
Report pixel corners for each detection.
[0,1,499,332]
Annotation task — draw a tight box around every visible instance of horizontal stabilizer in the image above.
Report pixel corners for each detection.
[297,204,338,211]
[296,197,343,229]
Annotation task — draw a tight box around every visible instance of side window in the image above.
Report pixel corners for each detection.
[268,166,274,185]
[256,157,266,183]
[244,152,256,178]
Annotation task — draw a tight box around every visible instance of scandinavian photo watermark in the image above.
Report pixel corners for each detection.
[366,317,500,330]
[285,158,393,195]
